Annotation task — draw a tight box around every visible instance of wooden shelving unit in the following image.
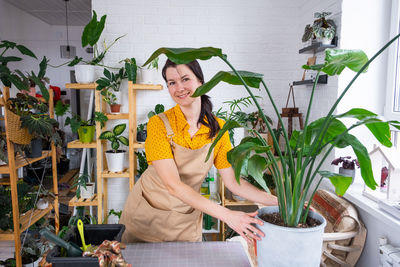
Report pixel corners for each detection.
[96,81,163,222]
[0,87,59,267]
[67,139,96,149]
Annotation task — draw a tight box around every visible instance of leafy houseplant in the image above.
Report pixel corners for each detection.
[136,104,165,142]
[0,40,50,101]
[135,151,148,177]
[96,67,126,113]
[99,123,129,172]
[143,36,400,265]
[73,174,95,199]
[332,156,360,184]
[302,12,337,45]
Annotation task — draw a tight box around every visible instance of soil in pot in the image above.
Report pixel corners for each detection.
[259,212,322,228]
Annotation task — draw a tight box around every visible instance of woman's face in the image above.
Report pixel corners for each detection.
[165,64,202,107]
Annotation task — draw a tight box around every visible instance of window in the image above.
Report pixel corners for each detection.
[385,0,400,121]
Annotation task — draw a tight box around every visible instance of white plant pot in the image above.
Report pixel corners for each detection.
[80,182,95,198]
[140,68,154,84]
[106,150,126,172]
[0,158,6,165]
[256,206,326,267]
[36,198,49,210]
[22,257,41,267]
[320,37,333,45]
[75,64,96,84]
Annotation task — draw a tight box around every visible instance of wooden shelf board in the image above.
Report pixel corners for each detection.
[133,142,145,149]
[0,176,23,185]
[128,82,163,90]
[67,139,96,148]
[69,194,98,206]
[102,169,130,178]
[65,83,96,89]
[20,204,54,232]
[224,199,256,206]
[0,230,14,240]
[0,151,51,174]
[106,113,129,119]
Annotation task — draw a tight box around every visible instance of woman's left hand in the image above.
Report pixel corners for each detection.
[225,210,265,244]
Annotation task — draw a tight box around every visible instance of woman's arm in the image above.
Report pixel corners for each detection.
[218,167,278,206]
[153,158,265,243]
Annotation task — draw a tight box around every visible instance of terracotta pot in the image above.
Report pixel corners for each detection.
[110,104,121,113]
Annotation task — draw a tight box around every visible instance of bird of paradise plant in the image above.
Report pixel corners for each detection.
[143,34,400,227]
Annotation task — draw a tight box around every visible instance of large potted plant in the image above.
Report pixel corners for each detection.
[99,123,129,172]
[143,36,400,266]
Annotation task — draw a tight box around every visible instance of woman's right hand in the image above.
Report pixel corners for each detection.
[225,210,265,244]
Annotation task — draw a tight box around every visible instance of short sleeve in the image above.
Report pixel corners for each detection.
[213,120,233,169]
[145,115,174,164]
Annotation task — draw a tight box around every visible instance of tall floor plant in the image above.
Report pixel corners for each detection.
[143,35,400,227]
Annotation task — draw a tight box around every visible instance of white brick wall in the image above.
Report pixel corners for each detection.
[92,0,344,217]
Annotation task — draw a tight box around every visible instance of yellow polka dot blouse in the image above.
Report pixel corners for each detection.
[145,105,232,169]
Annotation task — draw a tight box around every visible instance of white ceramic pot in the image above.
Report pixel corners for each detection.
[80,182,95,198]
[22,257,41,267]
[140,68,154,84]
[105,150,126,172]
[256,206,326,267]
[320,37,333,45]
[36,198,49,210]
[75,64,96,83]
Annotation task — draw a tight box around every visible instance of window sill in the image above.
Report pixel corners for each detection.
[344,183,400,229]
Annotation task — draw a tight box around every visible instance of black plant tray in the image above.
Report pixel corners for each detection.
[46,224,125,267]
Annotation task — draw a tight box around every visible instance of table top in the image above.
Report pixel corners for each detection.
[122,241,252,267]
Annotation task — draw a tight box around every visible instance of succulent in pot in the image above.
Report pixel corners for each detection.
[142,35,400,266]
[96,67,126,113]
[99,123,129,172]
[331,156,360,184]
[136,123,147,142]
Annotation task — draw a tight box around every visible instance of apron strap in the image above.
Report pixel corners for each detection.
[158,113,174,145]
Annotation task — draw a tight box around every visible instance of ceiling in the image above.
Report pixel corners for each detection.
[4,0,91,26]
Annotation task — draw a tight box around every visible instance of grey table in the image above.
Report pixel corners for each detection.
[122,241,252,267]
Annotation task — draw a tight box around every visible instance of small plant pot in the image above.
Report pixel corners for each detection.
[57,156,70,175]
[78,126,95,143]
[24,138,43,158]
[25,163,45,185]
[339,167,356,184]
[105,150,126,172]
[140,68,154,84]
[36,198,49,210]
[80,182,95,199]
[136,130,147,142]
[109,104,121,113]
[74,64,96,84]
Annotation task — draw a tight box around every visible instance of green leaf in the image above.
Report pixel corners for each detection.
[118,136,129,146]
[339,134,378,190]
[15,44,37,59]
[143,47,224,66]
[82,10,97,47]
[319,171,353,196]
[322,49,369,76]
[30,74,49,101]
[38,56,48,79]
[55,101,69,117]
[68,57,83,67]
[192,71,263,97]
[94,111,108,128]
[7,74,29,91]
[99,131,114,140]
[103,68,112,80]
[336,108,392,147]
[125,58,137,82]
[205,120,242,161]
[111,140,119,151]
[155,104,165,114]
[247,155,271,193]
[0,56,22,63]
[113,124,126,136]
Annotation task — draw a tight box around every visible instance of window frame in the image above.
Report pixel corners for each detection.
[384,0,400,121]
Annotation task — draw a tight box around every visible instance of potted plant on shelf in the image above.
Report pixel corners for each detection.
[51,11,125,83]
[99,123,129,172]
[73,174,95,199]
[140,56,159,84]
[55,101,108,143]
[331,156,360,184]
[96,67,126,113]
[302,12,336,45]
[136,123,147,142]
[134,150,148,182]
[143,36,400,266]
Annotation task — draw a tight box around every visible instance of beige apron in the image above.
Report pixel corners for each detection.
[120,113,214,243]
